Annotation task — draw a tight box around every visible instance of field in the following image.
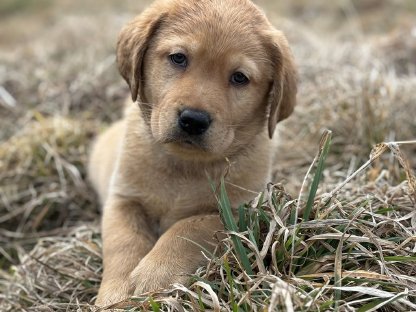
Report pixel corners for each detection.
[0,0,415,311]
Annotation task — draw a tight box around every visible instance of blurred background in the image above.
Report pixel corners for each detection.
[1,0,415,136]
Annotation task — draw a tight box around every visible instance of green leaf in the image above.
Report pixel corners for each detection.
[384,256,416,262]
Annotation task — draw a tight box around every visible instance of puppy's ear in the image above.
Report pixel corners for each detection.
[266,30,297,139]
[117,9,166,102]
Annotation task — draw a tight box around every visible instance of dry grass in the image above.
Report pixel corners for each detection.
[0,1,415,311]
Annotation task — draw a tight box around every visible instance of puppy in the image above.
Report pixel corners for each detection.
[89,0,297,306]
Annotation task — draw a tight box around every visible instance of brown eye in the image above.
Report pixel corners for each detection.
[170,53,188,68]
[230,72,249,86]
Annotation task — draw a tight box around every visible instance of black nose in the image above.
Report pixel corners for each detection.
[178,109,211,135]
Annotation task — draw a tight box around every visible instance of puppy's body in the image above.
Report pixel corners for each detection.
[91,104,273,231]
[89,0,296,306]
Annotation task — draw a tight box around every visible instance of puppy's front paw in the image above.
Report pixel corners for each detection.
[95,278,132,307]
[129,256,189,295]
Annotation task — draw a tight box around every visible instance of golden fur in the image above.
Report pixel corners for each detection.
[89,0,297,306]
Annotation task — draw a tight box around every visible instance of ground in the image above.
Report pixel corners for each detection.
[0,0,415,311]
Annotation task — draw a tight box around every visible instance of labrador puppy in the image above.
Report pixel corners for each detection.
[89,0,297,306]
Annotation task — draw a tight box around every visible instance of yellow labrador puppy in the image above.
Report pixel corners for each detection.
[89,0,296,306]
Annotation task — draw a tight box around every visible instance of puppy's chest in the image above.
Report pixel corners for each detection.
[139,175,217,222]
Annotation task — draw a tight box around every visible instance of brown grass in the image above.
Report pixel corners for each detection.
[0,1,415,311]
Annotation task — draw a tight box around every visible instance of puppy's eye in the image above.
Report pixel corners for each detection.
[170,53,188,68]
[230,72,249,86]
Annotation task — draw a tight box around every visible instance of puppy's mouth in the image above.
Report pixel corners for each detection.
[156,127,236,162]
[162,135,208,151]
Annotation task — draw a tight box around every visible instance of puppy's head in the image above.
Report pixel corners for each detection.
[118,0,297,161]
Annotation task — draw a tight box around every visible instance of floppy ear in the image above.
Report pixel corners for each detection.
[117,9,166,102]
[266,30,297,139]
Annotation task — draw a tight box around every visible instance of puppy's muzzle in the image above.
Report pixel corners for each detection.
[178,109,211,136]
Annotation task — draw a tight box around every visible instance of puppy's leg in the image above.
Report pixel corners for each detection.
[96,197,157,306]
[130,215,223,294]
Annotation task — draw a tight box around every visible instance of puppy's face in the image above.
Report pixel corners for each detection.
[143,16,273,160]
[118,0,297,161]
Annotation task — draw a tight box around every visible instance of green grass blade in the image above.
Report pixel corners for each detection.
[218,178,254,275]
[247,228,257,246]
[218,178,237,232]
[303,131,332,221]
[197,289,206,311]
[357,292,408,312]
[223,256,239,311]
[357,298,387,312]
[149,297,160,312]
[384,256,416,262]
